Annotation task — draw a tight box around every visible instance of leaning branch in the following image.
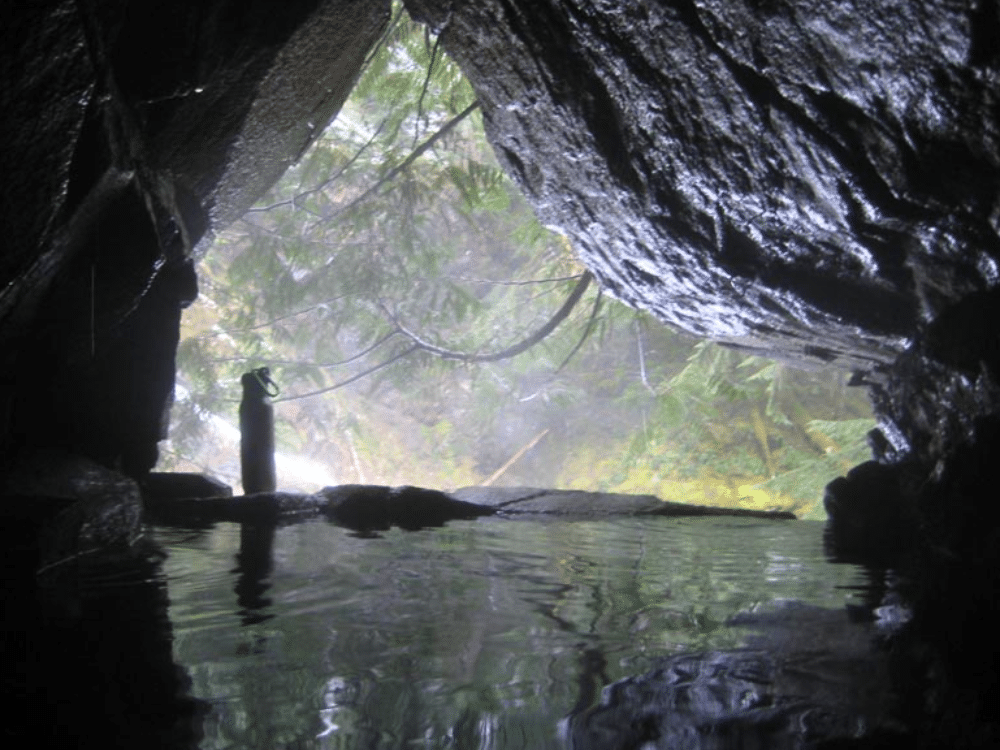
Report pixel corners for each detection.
[412,31,444,147]
[273,344,421,403]
[246,119,388,214]
[556,286,603,372]
[324,100,480,221]
[269,272,594,402]
[447,273,587,287]
[390,271,593,364]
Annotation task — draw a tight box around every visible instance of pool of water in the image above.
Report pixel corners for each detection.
[147,514,898,749]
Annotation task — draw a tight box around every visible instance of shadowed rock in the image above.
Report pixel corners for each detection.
[143,479,795,530]
[0,450,143,572]
[565,603,906,749]
[451,486,796,520]
[392,7,1000,737]
[320,484,494,531]
[822,461,916,566]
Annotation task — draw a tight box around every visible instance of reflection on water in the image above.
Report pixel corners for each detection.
[151,516,897,749]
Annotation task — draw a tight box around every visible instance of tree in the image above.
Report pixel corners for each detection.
[164,2,874,516]
[168,3,604,486]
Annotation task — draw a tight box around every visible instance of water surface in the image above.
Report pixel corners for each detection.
[151,515,891,748]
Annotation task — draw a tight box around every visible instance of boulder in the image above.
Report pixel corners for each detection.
[321,484,493,531]
[0,450,142,572]
[822,461,916,565]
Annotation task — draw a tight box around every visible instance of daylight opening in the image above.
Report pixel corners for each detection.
[158,6,874,518]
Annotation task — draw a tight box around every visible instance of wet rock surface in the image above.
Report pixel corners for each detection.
[566,646,903,750]
[0,450,143,571]
[809,290,1000,744]
[0,0,389,473]
[405,0,999,372]
[563,597,920,747]
[401,2,1000,742]
[855,305,1000,745]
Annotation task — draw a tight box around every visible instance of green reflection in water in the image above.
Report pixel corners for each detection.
[155,515,873,749]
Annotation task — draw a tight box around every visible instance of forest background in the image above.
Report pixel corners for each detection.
[160,3,874,520]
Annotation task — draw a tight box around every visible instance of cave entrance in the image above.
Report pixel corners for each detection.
[159,2,874,516]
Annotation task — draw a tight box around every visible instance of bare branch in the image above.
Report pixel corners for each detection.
[413,33,444,146]
[246,119,388,214]
[321,100,480,223]
[195,295,351,337]
[556,286,603,372]
[207,330,401,370]
[273,344,421,403]
[447,272,587,287]
[363,4,406,72]
[389,272,593,363]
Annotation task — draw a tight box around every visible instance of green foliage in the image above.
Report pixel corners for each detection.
[164,2,875,510]
[755,418,876,519]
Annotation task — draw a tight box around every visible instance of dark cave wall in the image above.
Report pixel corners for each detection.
[0,0,390,474]
[405,0,1000,372]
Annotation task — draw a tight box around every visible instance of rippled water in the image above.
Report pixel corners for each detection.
[148,515,891,749]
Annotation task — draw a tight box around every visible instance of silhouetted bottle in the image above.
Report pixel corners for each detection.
[239,367,279,494]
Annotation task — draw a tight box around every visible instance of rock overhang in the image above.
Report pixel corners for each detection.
[404,0,1000,372]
